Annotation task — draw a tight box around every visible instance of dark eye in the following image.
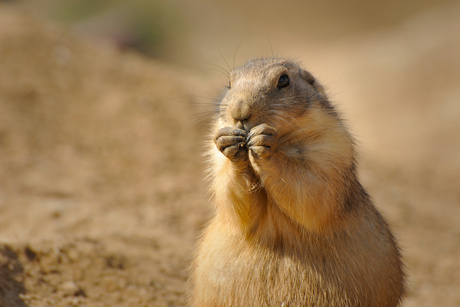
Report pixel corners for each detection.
[227,80,232,89]
[277,74,289,88]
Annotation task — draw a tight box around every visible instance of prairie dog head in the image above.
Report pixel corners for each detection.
[219,57,330,134]
[213,57,355,182]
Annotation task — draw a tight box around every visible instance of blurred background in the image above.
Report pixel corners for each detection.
[0,0,459,306]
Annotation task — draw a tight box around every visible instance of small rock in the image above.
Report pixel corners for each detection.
[61,281,86,297]
[24,245,37,261]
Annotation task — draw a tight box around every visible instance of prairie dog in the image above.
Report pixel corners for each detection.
[190,57,405,306]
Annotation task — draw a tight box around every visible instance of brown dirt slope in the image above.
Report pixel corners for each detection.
[0,7,209,307]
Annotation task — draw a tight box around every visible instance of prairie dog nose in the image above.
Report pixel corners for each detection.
[230,100,251,121]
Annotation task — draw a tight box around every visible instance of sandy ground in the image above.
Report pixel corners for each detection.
[0,2,459,307]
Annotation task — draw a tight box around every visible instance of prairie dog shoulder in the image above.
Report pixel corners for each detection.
[191,57,405,307]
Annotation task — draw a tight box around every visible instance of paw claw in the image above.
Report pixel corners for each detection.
[247,124,278,159]
[214,127,249,163]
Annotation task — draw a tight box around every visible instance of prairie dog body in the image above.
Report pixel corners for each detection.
[191,57,404,306]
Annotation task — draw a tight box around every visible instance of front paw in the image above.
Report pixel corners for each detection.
[213,127,248,163]
[247,124,278,159]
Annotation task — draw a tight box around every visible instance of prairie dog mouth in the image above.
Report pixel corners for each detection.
[235,120,254,132]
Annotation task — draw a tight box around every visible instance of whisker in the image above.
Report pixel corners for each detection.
[271,108,336,136]
[219,48,232,72]
[202,62,230,78]
[266,35,274,57]
[270,112,306,136]
[233,38,245,70]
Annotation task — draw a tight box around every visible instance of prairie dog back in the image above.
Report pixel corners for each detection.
[190,57,405,307]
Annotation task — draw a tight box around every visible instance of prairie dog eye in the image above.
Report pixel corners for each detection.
[227,80,232,89]
[277,74,290,88]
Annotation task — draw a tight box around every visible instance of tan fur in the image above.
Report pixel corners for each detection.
[190,57,405,306]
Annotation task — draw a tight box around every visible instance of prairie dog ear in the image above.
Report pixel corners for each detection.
[300,69,327,99]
